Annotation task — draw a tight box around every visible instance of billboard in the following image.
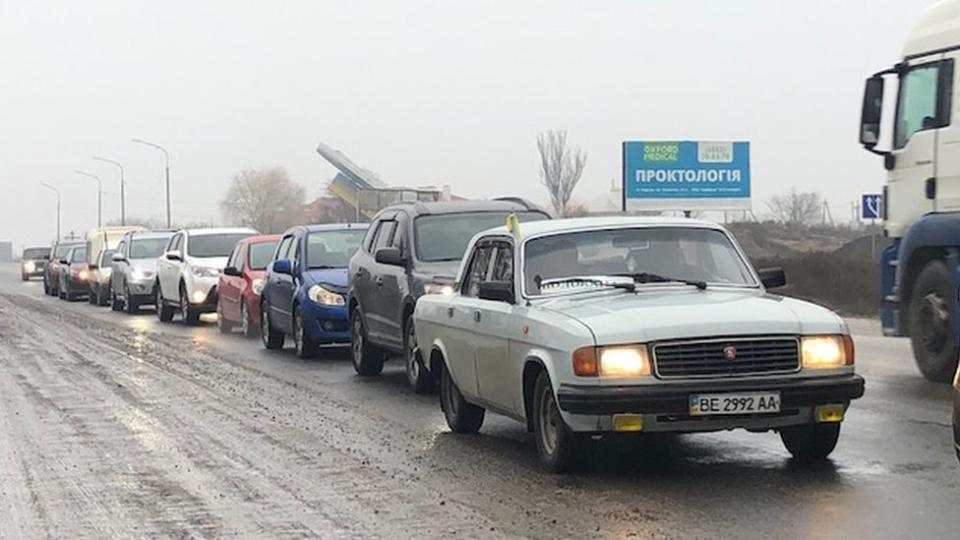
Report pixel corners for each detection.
[622,141,751,211]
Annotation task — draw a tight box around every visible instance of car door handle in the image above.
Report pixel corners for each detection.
[473,310,481,323]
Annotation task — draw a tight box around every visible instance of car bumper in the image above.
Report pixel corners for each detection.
[556,374,865,434]
[185,275,219,312]
[302,302,350,344]
[126,279,157,301]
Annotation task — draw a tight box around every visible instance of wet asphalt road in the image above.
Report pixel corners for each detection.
[0,264,957,539]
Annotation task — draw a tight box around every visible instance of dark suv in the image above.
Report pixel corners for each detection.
[21,246,51,281]
[348,198,550,391]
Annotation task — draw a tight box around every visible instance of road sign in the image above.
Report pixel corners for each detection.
[622,141,751,212]
[861,193,883,220]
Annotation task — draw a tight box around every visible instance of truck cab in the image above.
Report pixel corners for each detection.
[860,0,960,381]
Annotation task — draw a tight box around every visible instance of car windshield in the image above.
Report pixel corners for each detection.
[23,248,49,259]
[415,211,548,262]
[70,248,86,263]
[100,250,115,265]
[130,237,171,259]
[53,244,76,259]
[307,230,365,269]
[523,227,756,295]
[188,233,251,258]
[248,240,279,271]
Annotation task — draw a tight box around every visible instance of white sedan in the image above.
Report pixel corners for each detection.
[414,216,864,472]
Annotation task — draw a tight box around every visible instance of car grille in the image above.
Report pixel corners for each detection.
[652,337,800,379]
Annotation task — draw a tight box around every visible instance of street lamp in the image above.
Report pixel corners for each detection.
[40,182,61,241]
[131,138,171,227]
[92,156,125,225]
[74,170,103,227]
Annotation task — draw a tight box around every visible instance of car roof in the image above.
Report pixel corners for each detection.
[240,233,283,244]
[478,216,727,239]
[125,230,175,239]
[55,239,85,246]
[182,227,258,236]
[379,199,547,217]
[290,223,369,234]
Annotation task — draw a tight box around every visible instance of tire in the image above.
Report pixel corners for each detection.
[216,302,233,333]
[260,303,285,350]
[780,423,841,461]
[124,285,139,314]
[439,362,485,434]
[111,288,123,311]
[98,284,110,306]
[180,285,200,326]
[404,315,435,394]
[43,279,50,295]
[532,371,584,473]
[88,286,98,305]
[293,305,319,359]
[156,285,174,322]
[21,273,28,282]
[350,309,384,376]
[908,260,960,383]
[241,302,258,339]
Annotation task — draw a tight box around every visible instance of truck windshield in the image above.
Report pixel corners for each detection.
[415,211,548,262]
[188,234,251,258]
[248,240,280,271]
[23,248,50,259]
[130,237,171,259]
[307,230,365,269]
[523,227,756,295]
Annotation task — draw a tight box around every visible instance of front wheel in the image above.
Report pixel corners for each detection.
[293,305,318,359]
[780,423,841,461]
[124,285,139,314]
[350,309,384,376]
[405,316,435,394]
[156,285,174,322]
[241,302,258,338]
[908,260,960,383]
[532,371,584,473]
[180,286,200,326]
[439,362,485,434]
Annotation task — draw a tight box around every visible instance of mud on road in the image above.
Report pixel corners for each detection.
[0,288,957,539]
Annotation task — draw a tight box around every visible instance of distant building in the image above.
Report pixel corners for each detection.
[0,241,12,262]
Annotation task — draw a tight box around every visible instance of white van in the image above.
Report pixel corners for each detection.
[85,226,145,305]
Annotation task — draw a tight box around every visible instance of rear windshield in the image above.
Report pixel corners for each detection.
[188,233,251,258]
[307,229,365,269]
[414,211,549,262]
[248,240,280,271]
[23,247,50,259]
[70,248,86,263]
[130,237,171,259]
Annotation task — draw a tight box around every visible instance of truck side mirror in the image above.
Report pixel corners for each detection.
[860,76,885,147]
[758,267,786,289]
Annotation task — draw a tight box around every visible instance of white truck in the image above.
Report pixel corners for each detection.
[859,0,960,382]
[85,226,145,305]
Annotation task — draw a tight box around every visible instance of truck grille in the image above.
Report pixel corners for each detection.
[652,337,800,379]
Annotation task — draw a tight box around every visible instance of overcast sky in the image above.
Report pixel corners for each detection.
[0,0,933,249]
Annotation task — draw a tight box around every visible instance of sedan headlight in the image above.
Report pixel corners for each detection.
[130,267,154,281]
[252,278,265,295]
[308,284,345,306]
[23,261,36,272]
[572,345,652,377]
[423,282,454,296]
[801,335,853,369]
[191,266,220,278]
[77,270,90,281]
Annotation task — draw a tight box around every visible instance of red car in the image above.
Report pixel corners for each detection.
[217,234,281,337]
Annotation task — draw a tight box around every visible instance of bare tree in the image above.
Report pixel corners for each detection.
[220,167,306,233]
[766,187,822,226]
[537,129,587,217]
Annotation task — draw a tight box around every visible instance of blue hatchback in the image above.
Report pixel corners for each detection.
[260,223,369,357]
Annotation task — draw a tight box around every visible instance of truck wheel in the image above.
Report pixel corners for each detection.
[439,362,484,434]
[909,260,960,383]
[260,304,285,350]
[156,286,174,322]
[532,371,584,473]
[405,316,435,394]
[293,305,319,359]
[780,423,841,461]
[180,285,200,326]
[350,309,384,376]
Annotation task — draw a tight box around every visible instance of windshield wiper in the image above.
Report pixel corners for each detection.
[537,275,636,293]
[615,272,707,290]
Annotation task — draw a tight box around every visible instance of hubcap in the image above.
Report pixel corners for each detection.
[261,308,270,343]
[352,316,364,367]
[294,312,303,352]
[538,387,559,455]
[241,304,250,335]
[406,323,419,382]
[919,292,950,353]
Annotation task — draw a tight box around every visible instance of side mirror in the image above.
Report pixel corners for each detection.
[758,267,786,289]
[112,252,126,262]
[164,250,182,262]
[478,280,515,304]
[59,259,69,265]
[375,247,407,267]
[223,266,242,277]
[88,264,99,270]
[272,259,292,275]
[860,76,885,147]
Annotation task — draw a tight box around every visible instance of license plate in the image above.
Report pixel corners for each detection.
[689,392,781,416]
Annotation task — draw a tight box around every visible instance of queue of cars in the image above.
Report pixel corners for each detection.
[22,198,880,472]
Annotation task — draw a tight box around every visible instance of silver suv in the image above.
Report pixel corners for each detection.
[110,230,174,313]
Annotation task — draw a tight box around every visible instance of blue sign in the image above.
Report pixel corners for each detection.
[622,141,751,211]
[861,193,882,220]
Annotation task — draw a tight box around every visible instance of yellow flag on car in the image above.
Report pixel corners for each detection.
[505,212,521,238]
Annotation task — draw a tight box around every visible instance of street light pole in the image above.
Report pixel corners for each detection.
[41,183,61,240]
[74,170,103,227]
[92,156,125,225]
[131,138,171,227]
